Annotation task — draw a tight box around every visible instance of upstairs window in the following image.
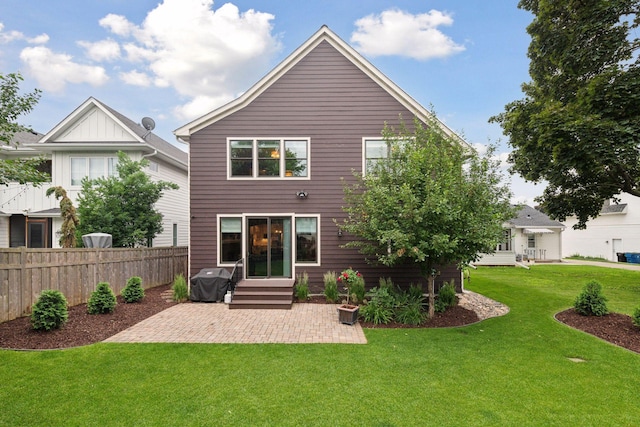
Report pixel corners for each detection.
[229,138,309,179]
[70,157,118,186]
[364,139,388,174]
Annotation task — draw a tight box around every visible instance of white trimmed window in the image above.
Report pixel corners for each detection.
[220,217,243,263]
[497,229,512,251]
[70,157,118,186]
[364,139,388,173]
[229,138,309,179]
[295,216,319,264]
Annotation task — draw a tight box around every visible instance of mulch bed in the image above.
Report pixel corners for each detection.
[302,295,479,328]
[2,290,639,352]
[0,284,176,350]
[555,308,640,354]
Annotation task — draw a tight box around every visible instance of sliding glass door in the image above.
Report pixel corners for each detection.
[247,217,291,278]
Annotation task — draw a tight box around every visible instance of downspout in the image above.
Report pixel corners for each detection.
[141,149,158,160]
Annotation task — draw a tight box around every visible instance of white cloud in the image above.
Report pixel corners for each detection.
[78,39,121,61]
[0,22,48,44]
[27,34,49,44]
[100,0,281,120]
[173,94,235,122]
[99,13,137,37]
[351,9,465,60]
[119,70,152,86]
[0,23,23,43]
[19,46,109,92]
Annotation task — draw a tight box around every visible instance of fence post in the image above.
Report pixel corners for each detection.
[20,246,26,315]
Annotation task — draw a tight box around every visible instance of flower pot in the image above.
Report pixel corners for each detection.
[338,304,359,325]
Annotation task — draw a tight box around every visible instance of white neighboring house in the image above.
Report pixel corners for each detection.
[0,97,188,248]
[475,205,565,266]
[562,195,640,262]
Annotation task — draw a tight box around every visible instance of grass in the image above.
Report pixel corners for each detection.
[1,265,640,425]
[566,254,611,262]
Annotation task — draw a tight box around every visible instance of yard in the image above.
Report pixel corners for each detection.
[1,265,639,426]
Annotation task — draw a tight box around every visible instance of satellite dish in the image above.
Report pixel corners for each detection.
[141,117,156,131]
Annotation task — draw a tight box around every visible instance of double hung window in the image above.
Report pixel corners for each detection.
[364,139,388,174]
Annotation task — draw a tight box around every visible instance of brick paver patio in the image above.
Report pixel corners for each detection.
[104,303,367,344]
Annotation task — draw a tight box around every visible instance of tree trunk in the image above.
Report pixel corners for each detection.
[427,273,435,319]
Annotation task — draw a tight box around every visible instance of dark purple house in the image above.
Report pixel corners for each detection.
[175,26,464,308]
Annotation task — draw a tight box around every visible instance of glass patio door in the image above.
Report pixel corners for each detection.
[247,217,291,278]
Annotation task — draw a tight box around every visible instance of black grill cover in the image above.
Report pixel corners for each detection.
[190,268,231,302]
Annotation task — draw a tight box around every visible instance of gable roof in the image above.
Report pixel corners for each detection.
[174,25,467,147]
[34,97,187,170]
[508,205,565,229]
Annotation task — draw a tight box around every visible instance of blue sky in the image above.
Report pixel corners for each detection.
[0,0,542,204]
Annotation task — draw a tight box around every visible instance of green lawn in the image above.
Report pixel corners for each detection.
[1,265,639,426]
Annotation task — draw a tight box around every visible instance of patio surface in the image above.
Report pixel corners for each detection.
[104,302,367,344]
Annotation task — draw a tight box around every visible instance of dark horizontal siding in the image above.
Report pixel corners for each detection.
[189,40,461,292]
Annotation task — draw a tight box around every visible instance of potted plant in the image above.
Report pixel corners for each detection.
[336,268,364,325]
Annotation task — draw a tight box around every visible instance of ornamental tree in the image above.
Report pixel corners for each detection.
[492,0,640,229]
[76,152,178,247]
[46,186,79,248]
[0,72,49,185]
[339,116,513,318]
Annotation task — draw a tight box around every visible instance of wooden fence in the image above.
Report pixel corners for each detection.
[0,246,188,322]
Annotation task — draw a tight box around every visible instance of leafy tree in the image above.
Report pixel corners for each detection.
[76,152,179,247]
[492,0,640,229]
[46,186,79,248]
[0,72,49,185]
[339,117,513,318]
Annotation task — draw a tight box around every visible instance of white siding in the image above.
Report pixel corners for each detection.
[0,183,57,214]
[149,158,189,247]
[0,217,8,247]
[58,107,137,142]
[562,195,640,261]
[475,251,516,266]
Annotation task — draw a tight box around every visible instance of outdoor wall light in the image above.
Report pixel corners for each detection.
[337,229,343,237]
[296,190,308,199]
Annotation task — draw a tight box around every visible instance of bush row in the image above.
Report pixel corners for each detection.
[30,275,151,331]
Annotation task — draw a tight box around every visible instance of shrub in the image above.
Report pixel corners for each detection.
[323,271,339,303]
[395,299,426,325]
[434,281,457,313]
[633,307,640,328]
[378,277,396,294]
[295,271,310,301]
[360,287,395,324]
[574,280,609,316]
[392,285,426,325]
[31,290,69,331]
[122,276,145,303]
[88,282,117,314]
[408,283,424,301]
[172,273,189,302]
